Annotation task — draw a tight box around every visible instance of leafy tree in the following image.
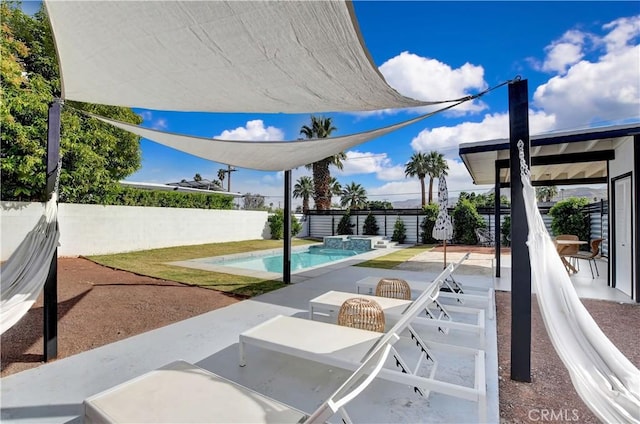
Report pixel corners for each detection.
[327,177,342,208]
[391,218,407,244]
[501,216,511,246]
[536,186,558,203]
[193,173,203,182]
[404,152,429,207]
[300,116,344,210]
[293,175,314,213]
[419,203,439,244]
[368,200,393,210]
[425,151,449,204]
[336,212,354,235]
[217,169,226,187]
[267,209,302,240]
[242,193,265,210]
[549,197,590,244]
[340,182,368,210]
[452,199,485,245]
[459,191,510,208]
[1,3,142,202]
[362,212,379,235]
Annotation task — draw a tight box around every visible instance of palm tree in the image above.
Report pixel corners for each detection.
[193,173,202,182]
[328,177,342,208]
[405,152,429,207]
[217,168,226,188]
[293,176,314,213]
[536,186,558,202]
[300,116,344,210]
[340,182,368,210]
[425,151,449,204]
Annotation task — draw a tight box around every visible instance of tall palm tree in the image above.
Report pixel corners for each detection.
[328,177,342,208]
[340,182,368,210]
[536,186,558,202]
[425,151,449,204]
[217,168,226,188]
[405,152,429,207]
[293,176,314,213]
[300,116,344,210]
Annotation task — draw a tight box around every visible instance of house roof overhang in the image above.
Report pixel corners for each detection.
[458,123,640,186]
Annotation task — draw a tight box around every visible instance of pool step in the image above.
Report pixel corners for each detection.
[374,239,397,249]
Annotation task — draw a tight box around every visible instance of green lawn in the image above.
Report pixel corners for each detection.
[355,245,435,269]
[88,239,316,297]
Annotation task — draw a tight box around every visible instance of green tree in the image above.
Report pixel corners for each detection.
[242,193,265,210]
[404,152,429,207]
[300,116,344,210]
[267,209,302,240]
[419,203,439,244]
[368,200,393,210]
[425,151,449,204]
[336,212,354,235]
[536,186,558,203]
[362,212,379,235]
[193,173,202,182]
[293,176,314,213]
[340,182,368,210]
[327,177,342,208]
[459,191,510,208]
[391,218,407,244]
[1,3,142,202]
[217,169,226,187]
[452,199,485,245]
[549,198,590,244]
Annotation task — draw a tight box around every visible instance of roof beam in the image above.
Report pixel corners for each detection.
[557,143,569,154]
[495,149,615,169]
[499,176,608,187]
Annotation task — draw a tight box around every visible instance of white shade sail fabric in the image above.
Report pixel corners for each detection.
[44,0,444,113]
[519,141,640,423]
[88,103,464,171]
[1,194,60,334]
[432,175,453,240]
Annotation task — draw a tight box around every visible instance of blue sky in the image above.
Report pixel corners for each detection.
[29,1,640,207]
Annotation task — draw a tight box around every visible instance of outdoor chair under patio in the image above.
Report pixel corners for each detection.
[239,264,487,422]
[83,332,400,423]
[569,238,603,278]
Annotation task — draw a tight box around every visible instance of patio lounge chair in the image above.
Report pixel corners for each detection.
[239,264,487,422]
[83,333,400,423]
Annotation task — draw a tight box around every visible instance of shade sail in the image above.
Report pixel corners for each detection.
[45,1,439,113]
[90,106,457,171]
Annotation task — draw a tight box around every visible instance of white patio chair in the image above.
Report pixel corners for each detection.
[239,264,487,422]
[83,333,399,424]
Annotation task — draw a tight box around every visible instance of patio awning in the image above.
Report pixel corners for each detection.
[45,1,440,113]
[458,124,640,186]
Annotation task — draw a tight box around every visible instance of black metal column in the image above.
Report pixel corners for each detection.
[283,170,292,284]
[44,98,62,361]
[495,161,501,278]
[509,79,531,382]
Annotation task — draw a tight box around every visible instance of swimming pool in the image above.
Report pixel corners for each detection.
[202,246,366,273]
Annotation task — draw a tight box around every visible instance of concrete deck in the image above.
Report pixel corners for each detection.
[1,246,499,424]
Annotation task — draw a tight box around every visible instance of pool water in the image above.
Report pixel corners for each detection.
[216,247,364,273]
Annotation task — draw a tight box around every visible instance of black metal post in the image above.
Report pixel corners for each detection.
[495,161,501,278]
[283,170,292,284]
[44,98,62,361]
[509,79,531,382]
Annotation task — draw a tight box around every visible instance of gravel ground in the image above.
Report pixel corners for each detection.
[2,257,638,423]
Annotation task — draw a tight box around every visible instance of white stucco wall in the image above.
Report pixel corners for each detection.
[1,202,270,259]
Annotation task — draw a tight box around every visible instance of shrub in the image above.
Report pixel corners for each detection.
[501,216,511,246]
[452,199,485,245]
[336,213,354,235]
[362,212,379,235]
[419,203,439,244]
[549,198,590,246]
[267,209,302,240]
[391,218,407,244]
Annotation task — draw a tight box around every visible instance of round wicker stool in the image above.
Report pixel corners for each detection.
[375,278,411,300]
[337,298,385,333]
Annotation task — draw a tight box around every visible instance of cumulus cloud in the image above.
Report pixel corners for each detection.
[533,15,640,127]
[337,151,405,181]
[541,30,587,74]
[215,120,285,141]
[409,110,557,158]
[379,51,488,114]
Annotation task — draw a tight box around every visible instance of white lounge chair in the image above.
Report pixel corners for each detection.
[239,264,487,422]
[83,333,400,423]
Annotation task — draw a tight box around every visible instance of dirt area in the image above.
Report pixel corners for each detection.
[2,255,639,424]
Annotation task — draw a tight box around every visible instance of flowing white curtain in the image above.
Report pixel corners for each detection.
[519,141,640,423]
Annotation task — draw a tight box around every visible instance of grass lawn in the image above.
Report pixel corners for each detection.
[355,245,435,269]
[88,239,316,297]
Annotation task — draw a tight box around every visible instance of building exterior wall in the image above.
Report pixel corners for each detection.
[1,202,269,259]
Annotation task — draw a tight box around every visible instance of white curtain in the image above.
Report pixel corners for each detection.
[519,141,640,423]
[1,195,60,334]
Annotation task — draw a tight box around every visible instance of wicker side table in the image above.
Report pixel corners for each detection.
[337,298,385,333]
[375,278,411,300]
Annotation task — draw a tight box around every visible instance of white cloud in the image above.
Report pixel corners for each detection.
[215,120,285,141]
[137,111,168,130]
[533,16,640,128]
[379,51,488,114]
[541,30,586,74]
[336,151,405,181]
[409,111,557,158]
